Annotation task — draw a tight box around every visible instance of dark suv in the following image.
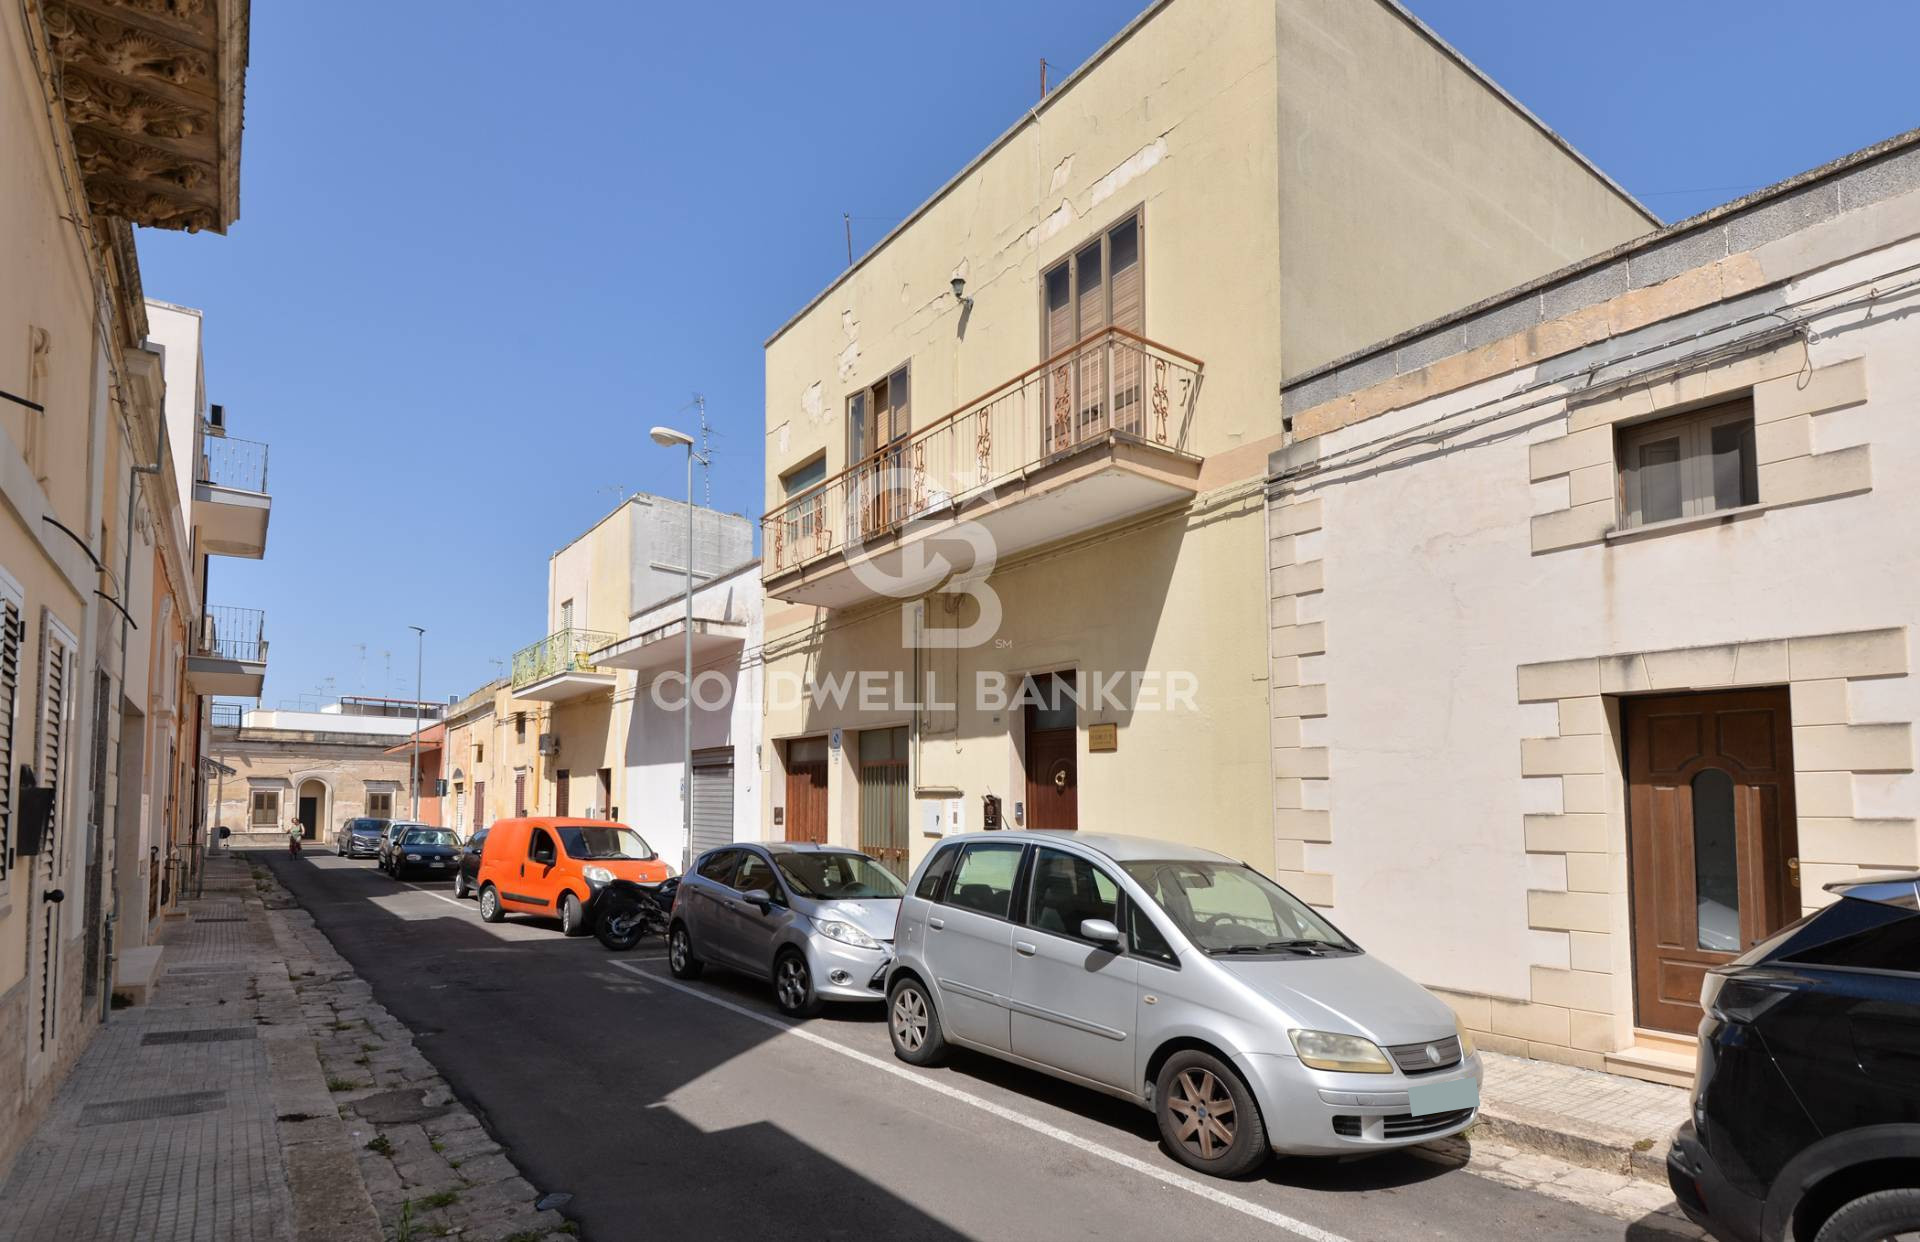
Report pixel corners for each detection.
[1668,872,1920,1242]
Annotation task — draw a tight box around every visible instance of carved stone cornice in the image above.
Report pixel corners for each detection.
[42,0,248,233]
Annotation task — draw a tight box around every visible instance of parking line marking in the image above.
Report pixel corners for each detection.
[398,881,469,910]
[609,960,1353,1242]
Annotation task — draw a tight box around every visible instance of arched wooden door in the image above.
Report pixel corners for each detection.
[1626,689,1798,1033]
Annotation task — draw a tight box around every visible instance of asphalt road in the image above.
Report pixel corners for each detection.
[262,850,1668,1242]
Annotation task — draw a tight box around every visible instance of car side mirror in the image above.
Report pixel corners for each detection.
[743,888,774,912]
[1080,918,1122,946]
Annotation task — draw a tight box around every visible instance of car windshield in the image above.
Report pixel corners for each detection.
[1121,860,1358,956]
[351,819,387,833]
[775,852,905,900]
[558,826,654,861]
[403,829,457,847]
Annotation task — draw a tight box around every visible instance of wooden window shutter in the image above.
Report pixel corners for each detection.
[1108,217,1142,334]
[38,612,73,876]
[0,589,20,881]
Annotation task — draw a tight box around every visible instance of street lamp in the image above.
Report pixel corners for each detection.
[650,424,706,876]
[409,625,425,819]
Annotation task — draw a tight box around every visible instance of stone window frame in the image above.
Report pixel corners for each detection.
[1528,345,1870,554]
[1494,626,1914,1069]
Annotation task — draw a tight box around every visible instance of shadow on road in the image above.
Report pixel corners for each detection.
[255,849,973,1242]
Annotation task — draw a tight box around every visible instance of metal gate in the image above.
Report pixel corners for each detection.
[689,750,734,858]
[858,726,909,877]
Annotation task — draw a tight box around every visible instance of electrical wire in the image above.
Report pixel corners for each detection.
[1273,264,1920,494]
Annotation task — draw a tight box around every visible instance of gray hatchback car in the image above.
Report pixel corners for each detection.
[886,831,1481,1177]
[669,842,903,1017]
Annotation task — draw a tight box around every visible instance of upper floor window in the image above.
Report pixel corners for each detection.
[559,599,574,631]
[1042,214,1143,447]
[1618,397,1757,529]
[848,365,911,536]
[781,454,828,542]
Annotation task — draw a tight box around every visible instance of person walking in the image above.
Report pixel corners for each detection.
[288,811,304,859]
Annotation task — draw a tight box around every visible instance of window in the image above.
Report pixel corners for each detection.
[514,712,526,742]
[250,790,281,827]
[366,790,394,820]
[915,843,960,901]
[474,742,484,763]
[514,771,527,817]
[1026,847,1118,942]
[555,768,570,817]
[1043,213,1144,446]
[37,611,75,863]
[559,599,574,631]
[732,853,780,900]
[1619,398,1758,529]
[847,364,911,537]
[697,849,740,885]
[944,842,1024,919]
[781,455,829,548]
[528,827,557,865]
[1127,900,1178,965]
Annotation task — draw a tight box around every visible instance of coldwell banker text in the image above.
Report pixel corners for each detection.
[647,670,1200,714]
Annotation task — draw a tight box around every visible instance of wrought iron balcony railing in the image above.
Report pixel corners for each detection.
[762,327,1202,575]
[511,628,615,691]
[198,605,266,662]
[198,433,270,493]
[209,702,245,729]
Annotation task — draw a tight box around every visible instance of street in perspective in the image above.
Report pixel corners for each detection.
[2,1,1918,1240]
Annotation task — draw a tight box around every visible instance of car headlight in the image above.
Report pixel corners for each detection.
[1289,1029,1394,1074]
[404,853,421,862]
[1455,1016,1476,1056]
[815,919,880,950]
[582,865,615,886]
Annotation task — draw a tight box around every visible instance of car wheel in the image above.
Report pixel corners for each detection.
[887,977,948,1066]
[560,892,589,938]
[478,884,504,923]
[1815,1188,1920,1242]
[774,950,822,1018]
[1154,1050,1269,1178]
[667,922,704,979]
[452,871,469,899]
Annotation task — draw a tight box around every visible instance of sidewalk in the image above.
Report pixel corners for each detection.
[0,851,571,1242]
[1478,1048,1692,1181]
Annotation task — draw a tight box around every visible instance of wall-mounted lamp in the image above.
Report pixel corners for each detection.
[951,276,971,306]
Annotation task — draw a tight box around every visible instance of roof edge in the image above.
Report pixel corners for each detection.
[1282,125,1920,394]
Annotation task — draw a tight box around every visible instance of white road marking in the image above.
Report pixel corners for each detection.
[610,960,1354,1242]
[399,882,469,910]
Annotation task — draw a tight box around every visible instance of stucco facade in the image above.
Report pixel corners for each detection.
[1270,130,1920,1081]
[756,0,1654,879]
[0,0,251,1171]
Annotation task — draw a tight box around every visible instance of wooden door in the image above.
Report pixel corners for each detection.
[555,769,570,818]
[1626,689,1799,1033]
[298,796,318,839]
[1024,672,1078,831]
[785,736,829,844]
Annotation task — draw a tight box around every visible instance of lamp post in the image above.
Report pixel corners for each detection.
[409,625,425,819]
[650,424,706,876]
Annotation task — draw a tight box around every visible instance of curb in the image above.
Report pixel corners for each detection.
[1473,1106,1673,1184]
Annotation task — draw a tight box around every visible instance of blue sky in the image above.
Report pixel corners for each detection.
[137,1,1919,708]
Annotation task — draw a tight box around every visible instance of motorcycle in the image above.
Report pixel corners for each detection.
[593,877,679,952]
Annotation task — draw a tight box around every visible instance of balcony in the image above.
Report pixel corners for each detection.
[193,432,272,558]
[187,606,267,697]
[591,616,748,678]
[761,328,1204,608]
[510,628,617,702]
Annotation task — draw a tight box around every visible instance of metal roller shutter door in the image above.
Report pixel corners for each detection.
[689,754,734,857]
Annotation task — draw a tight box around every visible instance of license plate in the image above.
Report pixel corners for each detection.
[1407,1078,1478,1116]
[429,860,445,867]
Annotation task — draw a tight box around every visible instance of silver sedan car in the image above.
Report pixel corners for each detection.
[669,842,903,1017]
[886,831,1482,1177]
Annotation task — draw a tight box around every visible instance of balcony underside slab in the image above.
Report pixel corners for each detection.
[186,655,264,697]
[766,435,1201,608]
[193,483,270,558]
[513,670,616,702]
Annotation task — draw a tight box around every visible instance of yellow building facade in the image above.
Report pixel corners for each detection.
[756,0,1659,878]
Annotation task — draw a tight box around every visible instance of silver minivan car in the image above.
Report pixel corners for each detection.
[886,831,1481,1177]
[670,842,904,1017]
